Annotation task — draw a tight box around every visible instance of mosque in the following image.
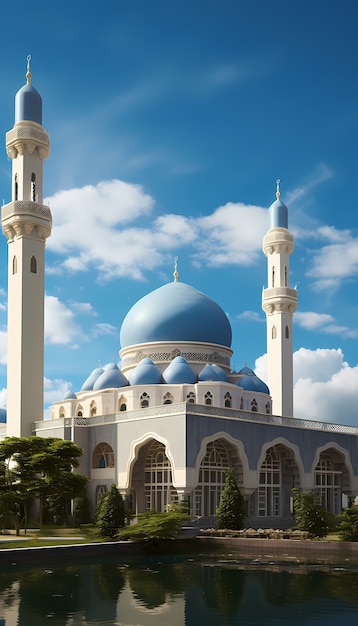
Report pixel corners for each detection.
[1,59,358,528]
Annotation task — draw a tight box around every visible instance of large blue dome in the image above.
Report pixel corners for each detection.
[120,282,232,349]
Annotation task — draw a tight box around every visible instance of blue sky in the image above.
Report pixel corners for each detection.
[0,0,357,424]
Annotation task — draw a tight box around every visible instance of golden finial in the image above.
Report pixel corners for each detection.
[26,55,32,85]
[276,178,281,200]
[173,256,179,282]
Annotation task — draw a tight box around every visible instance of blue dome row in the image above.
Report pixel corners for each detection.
[74,359,269,397]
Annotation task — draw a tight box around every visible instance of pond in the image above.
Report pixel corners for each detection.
[0,553,358,625]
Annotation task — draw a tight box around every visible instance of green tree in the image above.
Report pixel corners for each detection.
[292,489,331,538]
[0,436,88,532]
[96,484,125,538]
[216,470,245,530]
[339,505,358,541]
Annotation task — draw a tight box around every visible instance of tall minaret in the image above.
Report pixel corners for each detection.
[1,56,52,437]
[262,181,297,417]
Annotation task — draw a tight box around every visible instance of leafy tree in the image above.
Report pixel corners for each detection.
[96,484,125,538]
[118,509,188,543]
[339,505,358,541]
[0,436,88,532]
[292,489,331,538]
[216,470,245,530]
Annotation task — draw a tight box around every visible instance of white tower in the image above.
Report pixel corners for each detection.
[1,57,52,437]
[262,181,297,417]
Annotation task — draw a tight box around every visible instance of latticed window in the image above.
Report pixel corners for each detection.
[163,392,173,405]
[205,391,213,405]
[315,458,342,514]
[140,392,150,408]
[144,441,176,512]
[90,401,97,416]
[258,448,281,517]
[92,442,115,469]
[186,392,195,403]
[224,392,232,408]
[195,440,230,517]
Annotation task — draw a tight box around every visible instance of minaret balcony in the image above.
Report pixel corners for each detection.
[262,287,298,314]
[6,122,50,160]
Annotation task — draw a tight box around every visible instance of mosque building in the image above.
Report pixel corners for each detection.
[1,60,358,528]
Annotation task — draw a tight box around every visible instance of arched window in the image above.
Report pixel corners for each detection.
[285,325,289,339]
[163,392,173,405]
[30,255,37,274]
[259,447,281,517]
[140,392,150,408]
[14,174,18,201]
[251,399,258,412]
[90,401,97,417]
[224,392,232,408]
[265,402,271,414]
[240,397,243,410]
[31,172,36,201]
[76,404,83,417]
[12,255,17,274]
[118,395,127,412]
[59,406,65,418]
[284,266,288,286]
[186,392,195,403]
[272,267,275,287]
[144,441,176,512]
[92,442,115,469]
[195,440,232,517]
[204,391,213,405]
[272,325,277,339]
[315,451,345,514]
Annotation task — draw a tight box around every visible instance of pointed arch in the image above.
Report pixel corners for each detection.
[12,255,17,274]
[76,404,84,417]
[31,172,36,201]
[90,400,97,416]
[118,394,127,412]
[92,442,115,469]
[163,391,173,405]
[30,255,37,274]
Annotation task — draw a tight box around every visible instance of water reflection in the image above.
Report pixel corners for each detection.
[0,555,357,625]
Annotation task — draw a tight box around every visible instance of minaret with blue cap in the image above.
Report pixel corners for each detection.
[1,57,52,436]
[262,181,297,417]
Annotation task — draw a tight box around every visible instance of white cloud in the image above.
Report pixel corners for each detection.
[45,295,83,345]
[255,347,358,425]
[238,310,264,323]
[307,236,358,290]
[44,377,73,419]
[92,323,118,337]
[195,202,267,267]
[0,388,6,409]
[295,312,358,338]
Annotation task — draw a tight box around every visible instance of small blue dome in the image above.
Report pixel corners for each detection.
[269,198,288,229]
[15,83,42,125]
[63,390,77,400]
[120,282,232,349]
[93,363,128,390]
[163,356,197,384]
[199,363,228,382]
[237,367,269,394]
[0,408,6,423]
[81,367,105,391]
[129,358,163,385]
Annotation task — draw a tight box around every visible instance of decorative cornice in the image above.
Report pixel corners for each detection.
[1,201,52,241]
[6,123,50,160]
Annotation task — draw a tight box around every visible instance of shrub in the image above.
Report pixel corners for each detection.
[118,509,188,543]
[339,505,358,541]
[292,489,331,539]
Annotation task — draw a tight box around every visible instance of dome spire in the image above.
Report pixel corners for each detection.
[173,256,179,282]
[276,178,281,200]
[26,55,32,85]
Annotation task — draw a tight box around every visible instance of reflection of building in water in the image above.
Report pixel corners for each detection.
[2,60,358,528]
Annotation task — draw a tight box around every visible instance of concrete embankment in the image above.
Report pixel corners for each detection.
[1,536,358,565]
